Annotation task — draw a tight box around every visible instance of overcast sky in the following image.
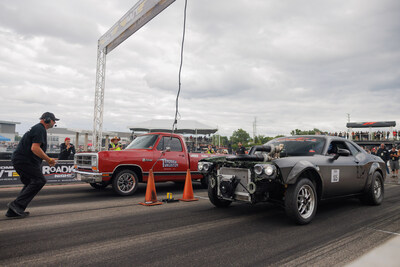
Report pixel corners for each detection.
[0,0,399,138]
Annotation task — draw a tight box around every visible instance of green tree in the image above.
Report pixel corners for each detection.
[254,135,285,145]
[212,135,229,146]
[290,128,326,135]
[230,128,251,150]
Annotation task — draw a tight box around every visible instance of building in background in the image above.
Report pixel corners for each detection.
[0,120,20,142]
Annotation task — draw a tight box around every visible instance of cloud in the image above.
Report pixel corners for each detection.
[0,0,399,138]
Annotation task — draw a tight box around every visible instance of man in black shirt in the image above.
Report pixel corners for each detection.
[236,142,246,155]
[6,112,58,219]
[58,137,75,160]
[376,143,389,174]
[389,146,399,177]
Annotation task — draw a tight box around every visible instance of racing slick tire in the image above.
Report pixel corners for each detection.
[112,169,139,196]
[285,178,317,225]
[208,176,232,208]
[90,182,109,189]
[360,171,384,205]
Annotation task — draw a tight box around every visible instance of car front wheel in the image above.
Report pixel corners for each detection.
[200,174,209,189]
[112,170,139,196]
[208,176,232,208]
[285,178,317,225]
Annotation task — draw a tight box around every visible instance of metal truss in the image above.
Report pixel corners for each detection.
[93,47,107,151]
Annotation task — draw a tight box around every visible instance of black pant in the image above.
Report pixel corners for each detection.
[12,163,47,210]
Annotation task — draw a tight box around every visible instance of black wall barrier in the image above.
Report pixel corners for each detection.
[0,160,78,186]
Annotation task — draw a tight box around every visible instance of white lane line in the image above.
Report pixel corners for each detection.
[194,195,209,200]
[369,228,400,236]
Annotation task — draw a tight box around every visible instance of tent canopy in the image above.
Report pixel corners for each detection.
[128,119,218,135]
[0,135,11,141]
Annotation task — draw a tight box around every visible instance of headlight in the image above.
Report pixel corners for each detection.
[198,162,204,171]
[254,164,276,179]
[264,165,274,176]
[198,162,213,172]
[254,165,263,175]
[91,156,97,167]
[203,163,211,171]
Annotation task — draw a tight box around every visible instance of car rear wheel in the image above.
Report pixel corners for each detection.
[90,182,109,189]
[208,176,232,208]
[112,170,139,196]
[285,178,317,225]
[361,171,384,205]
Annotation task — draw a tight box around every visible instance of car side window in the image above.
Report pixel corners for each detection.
[327,141,350,155]
[157,137,183,152]
[346,142,361,156]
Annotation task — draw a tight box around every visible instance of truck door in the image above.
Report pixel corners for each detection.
[153,136,188,181]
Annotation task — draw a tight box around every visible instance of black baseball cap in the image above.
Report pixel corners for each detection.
[40,112,60,121]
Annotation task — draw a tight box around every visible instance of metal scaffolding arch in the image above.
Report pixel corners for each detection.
[93,47,107,152]
[92,0,176,151]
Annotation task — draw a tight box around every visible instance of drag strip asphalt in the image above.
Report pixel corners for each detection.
[0,182,399,266]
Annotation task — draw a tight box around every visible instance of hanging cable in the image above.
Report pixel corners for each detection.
[171,0,188,136]
[152,0,188,171]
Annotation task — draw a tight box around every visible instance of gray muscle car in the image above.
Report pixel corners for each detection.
[198,136,386,224]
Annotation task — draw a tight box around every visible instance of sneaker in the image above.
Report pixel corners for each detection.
[6,202,25,216]
[5,208,29,219]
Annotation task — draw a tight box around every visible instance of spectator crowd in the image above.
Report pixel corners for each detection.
[362,143,399,181]
[327,130,400,141]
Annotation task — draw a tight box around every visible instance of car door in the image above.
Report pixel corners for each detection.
[346,141,370,189]
[319,140,361,198]
[152,136,188,181]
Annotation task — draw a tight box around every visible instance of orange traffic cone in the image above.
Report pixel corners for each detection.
[139,169,162,206]
[179,169,198,202]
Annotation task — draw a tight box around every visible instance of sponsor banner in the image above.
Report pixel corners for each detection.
[99,0,176,53]
[346,121,396,128]
[0,160,78,186]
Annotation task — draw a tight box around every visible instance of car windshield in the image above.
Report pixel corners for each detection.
[125,135,159,149]
[266,137,325,157]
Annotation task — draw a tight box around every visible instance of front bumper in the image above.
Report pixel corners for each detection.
[73,169,103,183]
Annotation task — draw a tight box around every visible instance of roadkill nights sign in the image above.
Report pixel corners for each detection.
[0,161,77,185]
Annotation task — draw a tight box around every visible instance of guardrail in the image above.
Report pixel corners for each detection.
[0,160,78,186]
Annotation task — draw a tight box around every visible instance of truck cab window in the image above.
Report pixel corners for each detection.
[125,135,159,149]
[157,137,183,152]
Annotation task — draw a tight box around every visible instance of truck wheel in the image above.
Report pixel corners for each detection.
[90,182,109,189]
[360,172,384,205]
[208,176,232,208]
[285,178,317,225]
[200,174,209,189]
[112,170,139,196]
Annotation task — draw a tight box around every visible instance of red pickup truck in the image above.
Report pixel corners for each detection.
[74,132,214,196]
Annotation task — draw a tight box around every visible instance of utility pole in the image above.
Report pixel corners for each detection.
[346,113,351,140]
[253,117,257,140]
